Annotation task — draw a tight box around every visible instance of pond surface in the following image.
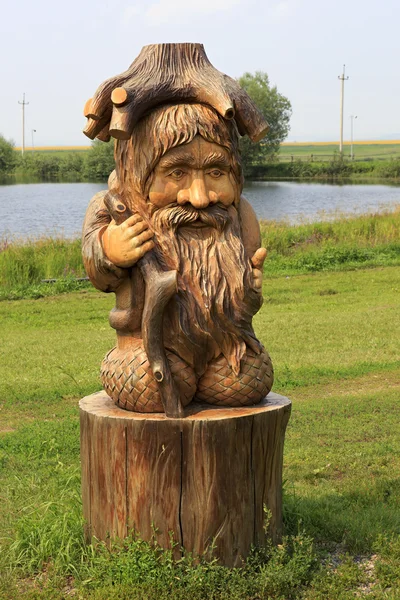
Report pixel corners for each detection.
[0,180,399,239]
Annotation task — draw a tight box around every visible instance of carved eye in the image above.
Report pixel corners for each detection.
[209,169,223,178]
[170,169,185,179]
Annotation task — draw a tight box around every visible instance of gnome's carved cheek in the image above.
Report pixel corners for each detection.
[216,191,235,206]
[148,182,179,207]
[211,181,237,207]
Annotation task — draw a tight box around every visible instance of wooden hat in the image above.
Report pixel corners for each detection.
[83,43,268,143]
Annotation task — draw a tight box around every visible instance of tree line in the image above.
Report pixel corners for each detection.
[0,138,116,181]
[0,72,292,181]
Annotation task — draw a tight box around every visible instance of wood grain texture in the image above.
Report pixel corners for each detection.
[104,191,183,418]
[82,45,273,418]
[83,43,268,142]
[80,391,291,566]
[125,418,182,549]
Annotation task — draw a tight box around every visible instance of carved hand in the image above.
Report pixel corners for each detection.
[101,214,155,268]
[251,248,267,291]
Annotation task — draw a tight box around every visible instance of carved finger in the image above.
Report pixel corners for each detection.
[128,220,150,239]
[251,247,267,270]
[134,229,154,247]
[252,268,263,290]
[125,213,143,227]
[135,239,155,258]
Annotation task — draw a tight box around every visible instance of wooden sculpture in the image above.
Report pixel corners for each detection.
[82,43,274,418]
[80,43,291,565]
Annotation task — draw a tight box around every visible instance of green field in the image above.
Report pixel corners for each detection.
[16,142,400,163]
[15,146,91,157]
[279,142,400,162]
[1,212,400,598]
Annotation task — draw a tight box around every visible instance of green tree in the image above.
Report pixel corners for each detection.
[238,72,292,171]
[18,153,61,179]
[84,139,115,181]
[0,134,17,174]
[59,153,84,180]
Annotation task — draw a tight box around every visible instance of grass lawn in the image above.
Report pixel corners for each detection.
[0,262,399,598]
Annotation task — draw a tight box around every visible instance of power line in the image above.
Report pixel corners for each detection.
[18,93,29,156]
[338,65,349,155]
[350,115,357,160]
[32,129,37,153]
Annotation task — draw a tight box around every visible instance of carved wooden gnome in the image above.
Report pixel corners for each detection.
[82,43,274,417]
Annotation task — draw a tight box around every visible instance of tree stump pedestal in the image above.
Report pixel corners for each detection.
[80,391,291,567]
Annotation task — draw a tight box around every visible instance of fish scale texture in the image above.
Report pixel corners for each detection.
[101,342,273,412]
[101,342,196,412]
[196,347,273,406]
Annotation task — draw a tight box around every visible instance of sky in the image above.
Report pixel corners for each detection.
[1,0,400,146]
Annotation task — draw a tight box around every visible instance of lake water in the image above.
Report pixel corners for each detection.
[0,180,399,239]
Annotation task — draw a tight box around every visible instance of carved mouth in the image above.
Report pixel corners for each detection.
[183,217,208,228]
[153,204,229,232]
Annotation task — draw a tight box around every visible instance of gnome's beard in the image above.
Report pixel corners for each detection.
[151,203,262,376]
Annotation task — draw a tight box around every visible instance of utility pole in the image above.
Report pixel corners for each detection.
[350,115,357,160]
[18,93,29,156]
[338,65,349,155]
[31,129,36,152]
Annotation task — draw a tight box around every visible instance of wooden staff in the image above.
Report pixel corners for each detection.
[104,192,184,418]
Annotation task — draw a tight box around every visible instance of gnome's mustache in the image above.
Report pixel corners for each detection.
[152,203,230,232]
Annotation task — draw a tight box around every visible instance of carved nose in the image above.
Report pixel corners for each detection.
[177,177,209,209]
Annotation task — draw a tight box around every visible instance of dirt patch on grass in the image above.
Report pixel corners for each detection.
[0,396,80,432]
[290,369,400,402]
[0,427,16,434]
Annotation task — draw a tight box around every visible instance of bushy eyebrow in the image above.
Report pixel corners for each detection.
[158,151,230,170]
[158,153,196,169]
[202,152,230,168]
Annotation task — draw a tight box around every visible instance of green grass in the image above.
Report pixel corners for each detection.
[1,209,400,301]
[0,264,400,597]
[242,142,400,180]
[247,157,400,180]
[279,142,400,161]
[0,237,89,300]
[255,267,400,391]
[20,143,400,161]
[260,207,400,275]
